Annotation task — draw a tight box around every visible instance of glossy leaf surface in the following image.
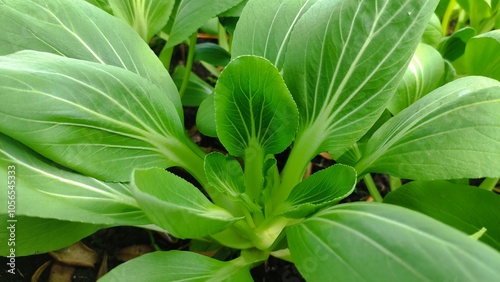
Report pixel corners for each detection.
[357,76,500,180]
[461,30,500,80]
[277,165,356,218]
[387,43,445,115]
[0,51,194,181]
[214,55,298,157]
[283,0,439,158]
[100,251,253,282]
[232,0,318,69]
[205,152,245,199]
[384,180,500,251]
[421,13,441,47]
[0,0,181,114]
[131,168,240,239]
[0,133,148,226]
[437,27,476,61]
[288,202,500,281]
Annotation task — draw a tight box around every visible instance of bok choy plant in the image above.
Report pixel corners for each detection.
[1,0,500,281]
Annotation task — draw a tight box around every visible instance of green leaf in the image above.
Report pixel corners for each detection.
[421,13,442,47]
[214,55,298,157]
[460,30,500,80]
[387,43,445,115]
[205,152,245,199]
[287,202,500,281]
[196,94,218,137]
[100,251,253,282]
[199,18,220,36]
[435,0,451,19]
[108,0,175,41]
[0,133,148,226]
[276,165,356,218]
[231,0,318,69]
[0,51,203,182]
[456,0,492,29]
[131,168,240,239]
[173,66,214,107]
[196,42,231,67]
[165,0,244,48]
[86,0,112,13]
[0,215,101,256]
[0,0,181,116]
[356,76,500,180]
[220,0,248,17]
[437,27,476,61]
[283,0,439,159]
[384,180,500,251]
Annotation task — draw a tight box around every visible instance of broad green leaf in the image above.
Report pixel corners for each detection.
[276,165,356,218]
[287,202,500,281]
[384,180,500,251]
[387,43,445,115]
[199,18,220,36]
[0,51,202,182]
[197,94,218,137]
[421,13,442,47]
[196,42,231,67]
[173,66,214,107]
[131,168,240,239]
[0,215,101,256]
[0,133,148,226]
[108,0,175,42]
[0,0,181,116]
[356,76,500,180]
[232,0,318,69]
[283,0,439,160]
[165,0,244,48]
[100,251,253,282]
[220,0,248,17]
[205,152,245,199]
[437,27,476,61]
[215,55,298,157]
[460,30,500,80]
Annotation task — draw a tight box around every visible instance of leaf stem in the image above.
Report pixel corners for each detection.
[171,136,207,188]
[159,45,174,71]
[363,173,383,202]
[244,141,265,201]
[275,127,323,207]
[479,177,499,191]
[178,32,198,99]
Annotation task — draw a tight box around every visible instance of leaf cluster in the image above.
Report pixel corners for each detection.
[0,0,499,281]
